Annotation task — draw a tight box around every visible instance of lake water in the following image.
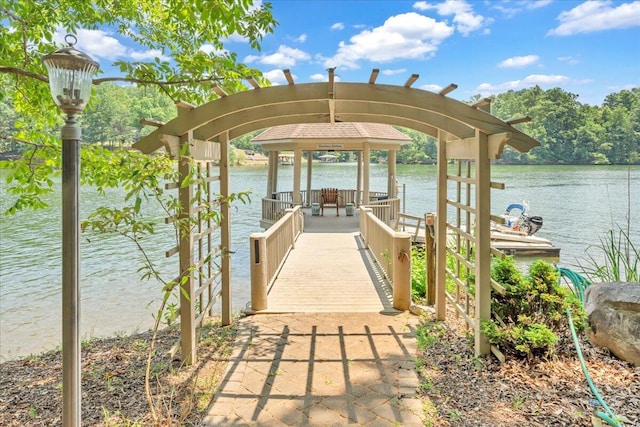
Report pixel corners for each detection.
[1,164,638,360]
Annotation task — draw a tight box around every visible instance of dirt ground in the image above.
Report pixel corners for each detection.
[1,312,638,426]
[415,310,639,426]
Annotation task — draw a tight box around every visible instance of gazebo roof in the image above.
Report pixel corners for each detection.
[252,122,411,151]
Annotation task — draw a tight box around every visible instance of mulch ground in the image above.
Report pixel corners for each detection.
[0,319,236,426]
[415,310,639,426]
[1,312,638,426]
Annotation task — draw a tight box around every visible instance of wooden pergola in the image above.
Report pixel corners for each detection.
[134,68,539,363]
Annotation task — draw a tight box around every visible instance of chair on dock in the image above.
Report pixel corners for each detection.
[320,188,339,216]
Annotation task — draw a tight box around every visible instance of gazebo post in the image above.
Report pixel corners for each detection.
[388,149,397,198]
[266,150,275,197]
[363,143,370,204]
[306,150,313,206]
[356,151,362,206]
[293,148,302,205]
[272,150,279,195]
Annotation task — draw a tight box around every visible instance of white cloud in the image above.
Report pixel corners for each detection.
[323,12,453,69]
[548,0,640,36]
[420,83,443,92]
[331,22,345,31]
[263,69,288,85]
[382,68,407,76]
[296,33,308,43]
[558,55,580,65]
[526,0,553,10]
[199,44,225,55]
[244,45,310,68]
[474,74,572,95]
[498,55,540,68]
[413,0,491,36]
[310,73,326,82]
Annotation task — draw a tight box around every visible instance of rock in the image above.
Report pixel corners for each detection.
[584,282,640,366]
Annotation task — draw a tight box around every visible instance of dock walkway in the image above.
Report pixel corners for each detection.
[203,212,424,425]
[202,312,423,426]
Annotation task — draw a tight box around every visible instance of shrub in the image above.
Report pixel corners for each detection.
[482,257,586,360]
[411,246,426,301]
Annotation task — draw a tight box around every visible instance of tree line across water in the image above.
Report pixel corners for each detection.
[1,84,638,165]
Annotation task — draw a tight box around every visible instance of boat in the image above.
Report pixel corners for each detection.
[491,202,559,257]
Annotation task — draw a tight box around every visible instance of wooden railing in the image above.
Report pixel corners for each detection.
[261,197,295,227]
[365,197,401,224]
[250,206,304,311]
[359,207,411,310]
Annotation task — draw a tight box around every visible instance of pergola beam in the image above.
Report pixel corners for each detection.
[506,116,532,125]
[439,83,458,96]
[246,76,261,89]
[283,69,295,85]
[368,68,379,84]
[212,85,228,97]
[404,74,419,88]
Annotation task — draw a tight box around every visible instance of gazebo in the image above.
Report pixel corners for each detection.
[251,122,411,227]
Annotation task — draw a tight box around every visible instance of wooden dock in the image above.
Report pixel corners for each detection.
[246,211,397,314]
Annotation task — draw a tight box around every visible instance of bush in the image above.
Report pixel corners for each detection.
[482,257,586,360]
[411,246,426,301]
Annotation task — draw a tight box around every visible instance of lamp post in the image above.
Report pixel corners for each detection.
[42,34,99,427]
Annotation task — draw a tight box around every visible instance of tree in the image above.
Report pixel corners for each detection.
[0,0,276,212]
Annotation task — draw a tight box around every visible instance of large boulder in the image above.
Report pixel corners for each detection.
[584,282,640,366]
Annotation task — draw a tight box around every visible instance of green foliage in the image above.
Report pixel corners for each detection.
[482,257,586,359]
[411,246,426,301]
[575,227,639,283]
[0,0,276,213]
[490,86,640,165]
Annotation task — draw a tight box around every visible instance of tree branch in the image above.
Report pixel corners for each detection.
[0,66,225,88]
[0,66,48,83]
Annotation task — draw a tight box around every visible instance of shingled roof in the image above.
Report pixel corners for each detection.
[251,122,411,143]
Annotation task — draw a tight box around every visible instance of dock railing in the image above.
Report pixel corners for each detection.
[359,206,411,310]
[260,197,295,227]
[250,206,304,311]
[365,197,401,224]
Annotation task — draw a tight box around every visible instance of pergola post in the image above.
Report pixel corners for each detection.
[435,130,447,321]
[178,133,196,364]
[363,143,370,204]
[293,148,302,205]
[388,149,397,198]
[474,130,491,356]
[220,132,232,326]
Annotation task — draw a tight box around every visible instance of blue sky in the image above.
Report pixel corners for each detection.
[77,0,640,106]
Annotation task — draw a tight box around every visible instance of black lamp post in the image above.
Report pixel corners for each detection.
[42,34,99,427]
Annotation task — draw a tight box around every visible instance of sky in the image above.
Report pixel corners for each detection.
[78,0,640,106]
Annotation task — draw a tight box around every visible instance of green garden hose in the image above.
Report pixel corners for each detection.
[559,267,623,426]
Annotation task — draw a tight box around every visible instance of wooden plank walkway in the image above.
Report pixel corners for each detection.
[249,227,397,314]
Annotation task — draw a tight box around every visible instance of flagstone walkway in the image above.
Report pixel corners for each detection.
[203,312,424,426]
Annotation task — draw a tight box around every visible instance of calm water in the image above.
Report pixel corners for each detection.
[1,164,638,359]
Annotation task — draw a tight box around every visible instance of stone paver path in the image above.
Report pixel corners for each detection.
[203,312,423,426]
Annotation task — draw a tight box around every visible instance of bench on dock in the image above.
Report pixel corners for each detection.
[320,188,339,216]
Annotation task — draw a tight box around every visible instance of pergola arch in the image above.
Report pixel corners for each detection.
[134,69,539,363]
